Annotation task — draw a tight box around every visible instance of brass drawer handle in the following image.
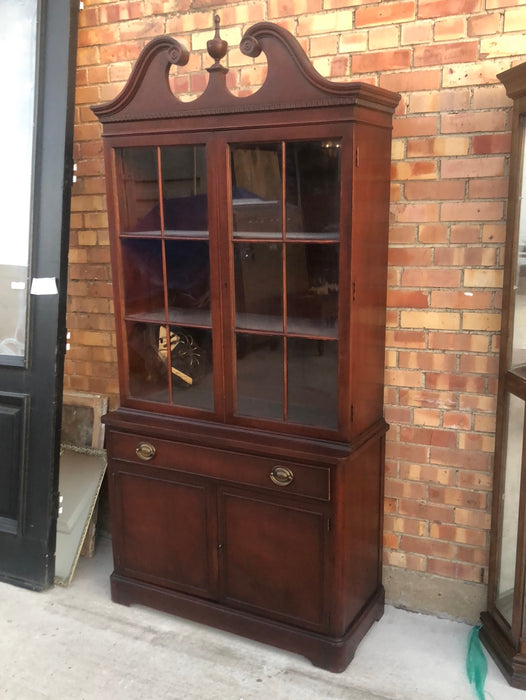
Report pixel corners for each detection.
[270,466,294,487]
[135,442,156,461]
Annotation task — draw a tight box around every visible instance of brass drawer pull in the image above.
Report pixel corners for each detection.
[136,442,156,461]
[270,466,294,487]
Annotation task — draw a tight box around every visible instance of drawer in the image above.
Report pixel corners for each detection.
[108,431,330,501]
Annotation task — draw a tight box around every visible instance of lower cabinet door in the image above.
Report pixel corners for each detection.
[111,467,216,598]
[218,488,329,631]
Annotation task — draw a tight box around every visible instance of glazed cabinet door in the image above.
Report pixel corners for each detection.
[110,465,217,599]
[228,139,342,433]
[113,144,216,412]
[218,487,330,631]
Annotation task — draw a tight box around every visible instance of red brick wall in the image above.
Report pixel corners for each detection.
[66,0,526,597]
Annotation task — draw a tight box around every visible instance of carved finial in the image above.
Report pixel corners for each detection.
[207,14,228,73]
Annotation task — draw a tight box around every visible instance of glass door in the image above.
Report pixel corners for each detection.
[230,139,341,429]
[115,145,214,411]
[482,83,526,687]
[494,117,526,628]
[495,393,526,624]
[511,117,526,376]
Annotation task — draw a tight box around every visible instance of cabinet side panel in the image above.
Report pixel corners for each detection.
[349,124,392,436]
[340,435,384,632]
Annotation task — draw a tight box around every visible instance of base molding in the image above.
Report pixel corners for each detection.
[480,612,526,690]
[111,572,384,673]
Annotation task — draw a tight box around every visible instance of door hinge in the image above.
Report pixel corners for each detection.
[56,491,64,518]
[79,1,84,9]
[350,404,354,422]
[352,280,357,301]
[355,147,359,167]
[327,518,331,533]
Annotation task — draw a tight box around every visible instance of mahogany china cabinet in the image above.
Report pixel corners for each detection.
[481,60,526,688]
[93,18,399,671]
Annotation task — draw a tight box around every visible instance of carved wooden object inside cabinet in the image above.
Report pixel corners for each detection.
[93,18,400,672]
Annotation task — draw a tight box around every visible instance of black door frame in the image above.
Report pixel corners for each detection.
[0,0,79,590]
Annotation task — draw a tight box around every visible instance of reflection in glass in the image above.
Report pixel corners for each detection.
[234,242,282,332]
[230,140,342,428]
[127,322,169,401]
[496,393,526,624]
[122,239,164,318]
[126,322,213,409]
[236,334,283,420]
[287,243,339,336]
[288,338,338,428]
[286,140,341,239]
[161,145,208,234]
[512,120,526,373]
[166,239,210,324]
[163,326,214,410]
[117,148,160,233]
[231,143,283,238]
[117,146,210,236]
[0,1,38,359]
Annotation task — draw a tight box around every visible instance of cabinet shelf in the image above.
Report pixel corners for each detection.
[125,311,337,338]
[233,231,339,242]
[235,313,337,339]
[121,230,209,240]
[125,309,212,328]
[122,231,339,242]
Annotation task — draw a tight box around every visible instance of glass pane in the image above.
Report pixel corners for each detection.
[285,140,341,240]
[126,322,169,402]
[165,326,214,410]
[234,242,282,332]
[116,147,160,234]
[231,144,282,238]
[122,239,164,319]
[0,1,38,359]
[496,393,526,624]
[512,119,526,374]
[161,145,208,235]
[166,239,211,326]
[126,322,213,409]
[286,243,339,336]
[288,338,338,429]
[236,333,283,420]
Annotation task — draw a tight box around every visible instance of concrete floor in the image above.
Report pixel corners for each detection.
[0,536,524,700]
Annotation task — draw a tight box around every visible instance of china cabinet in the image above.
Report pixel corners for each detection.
[480,61,526,688]
[93,18,399,671]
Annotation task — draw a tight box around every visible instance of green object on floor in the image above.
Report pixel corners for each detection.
[467,625,487,700]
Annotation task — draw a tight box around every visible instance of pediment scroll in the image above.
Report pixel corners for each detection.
[92,35,190,122]
[239,21,400,111]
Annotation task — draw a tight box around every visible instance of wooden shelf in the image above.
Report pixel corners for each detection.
[235,312,337,339]
[125,309,212,327]
[233,231,339,242]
